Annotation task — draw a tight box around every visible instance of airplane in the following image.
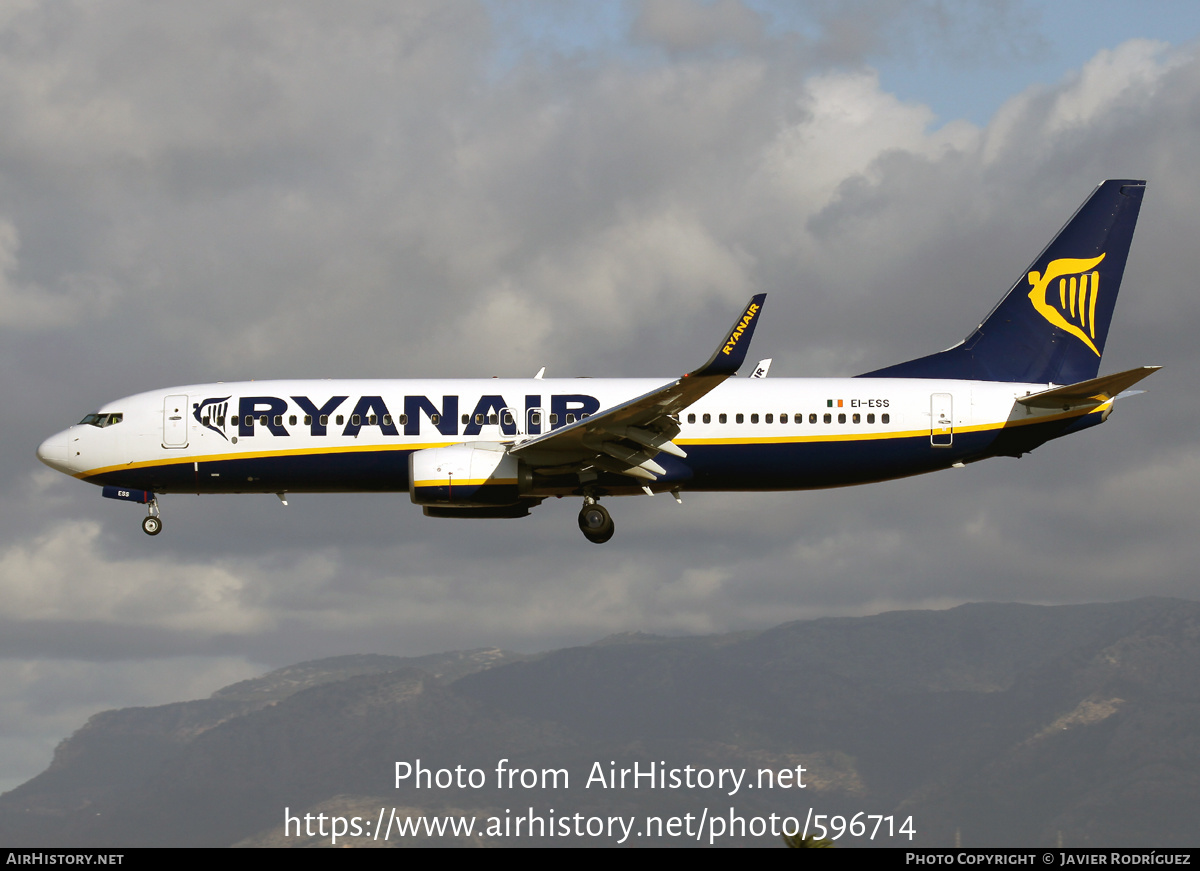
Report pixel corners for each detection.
[36,179,1157,544]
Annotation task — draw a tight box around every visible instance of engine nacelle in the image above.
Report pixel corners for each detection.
[409,443,525,507]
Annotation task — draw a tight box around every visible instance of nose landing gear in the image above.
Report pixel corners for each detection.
[141,497,162,536]
[577,497,614,544]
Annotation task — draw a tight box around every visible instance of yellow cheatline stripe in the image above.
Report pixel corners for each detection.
[413,478,518,488]
[76,440,456,480]
[680,430,923,446]
[78,403,1110,478]
[677,404,1108,447]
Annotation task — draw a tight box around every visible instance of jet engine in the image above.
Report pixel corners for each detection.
[408,443,528,507]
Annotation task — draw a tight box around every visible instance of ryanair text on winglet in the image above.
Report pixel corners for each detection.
[721,303,760,356]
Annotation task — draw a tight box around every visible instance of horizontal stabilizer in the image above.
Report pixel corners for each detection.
[1017,366,1161,410]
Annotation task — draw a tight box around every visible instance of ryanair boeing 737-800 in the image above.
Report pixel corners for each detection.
[37,180,1156,543]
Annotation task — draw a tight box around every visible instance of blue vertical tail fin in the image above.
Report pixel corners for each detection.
[862,179,1145,384]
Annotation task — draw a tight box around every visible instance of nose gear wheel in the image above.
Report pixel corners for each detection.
[141,497,162,536]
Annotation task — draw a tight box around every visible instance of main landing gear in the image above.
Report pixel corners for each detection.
[578,496,614,544]
[141,497,162,536]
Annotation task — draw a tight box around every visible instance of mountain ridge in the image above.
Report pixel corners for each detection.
[3,597,1198,847]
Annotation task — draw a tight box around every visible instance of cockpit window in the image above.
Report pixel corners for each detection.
[79,413,123,428]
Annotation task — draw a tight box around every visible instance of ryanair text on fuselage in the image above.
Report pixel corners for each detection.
[197,393,603,441]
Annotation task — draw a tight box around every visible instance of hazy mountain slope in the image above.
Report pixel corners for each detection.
[2,599,1198,847]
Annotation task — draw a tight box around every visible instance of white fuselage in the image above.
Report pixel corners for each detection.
[37,376,1104,498]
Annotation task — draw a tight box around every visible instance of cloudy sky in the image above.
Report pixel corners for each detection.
[3,0,1199,792]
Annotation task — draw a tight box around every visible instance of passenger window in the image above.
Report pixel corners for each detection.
[750,413,759,424]
[823,413,831,424]
[202,416,210,426]
[503,412,513,425]
[274,415,282,427]
[780,413,788,424]
[882,413,890,424]
[838,413,846,424]
[531,412,541,425]
[687,413,696,424]
[352,415,361,426]
[260,415,268,426]
[719,413,727,424]
[304,415,312,425]
[462,414,470,425]
[289,415,297,426]
[852,413,860,424]
[703,413,711,424]
[398,414,408,425]
[489,414,498,425]
[475,414,484,425]
[430,414,440,425]
[383,415,392,426]
[319,415,328,426]
[565,413,575,424]
[736,413,744,424]
[217,416,225,427]
[867,413,875,424]
[336,415,344,425]
[765,413,773,424]
[549,413,559,424]
[809,413,817,424]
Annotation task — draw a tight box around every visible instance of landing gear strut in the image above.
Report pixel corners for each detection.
[141,497,162,536]
[578,497,614,544]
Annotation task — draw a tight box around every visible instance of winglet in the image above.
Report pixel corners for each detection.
[688,293,767,378]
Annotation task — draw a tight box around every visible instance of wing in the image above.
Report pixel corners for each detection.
[510,294,766,483]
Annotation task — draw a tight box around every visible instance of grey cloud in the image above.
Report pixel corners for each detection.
[631,0,767,54]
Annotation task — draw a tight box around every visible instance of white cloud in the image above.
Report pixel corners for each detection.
[983,38,1183,164]
[1045,39,1179,135]
[757,69,977,214]
[0,521,271,633]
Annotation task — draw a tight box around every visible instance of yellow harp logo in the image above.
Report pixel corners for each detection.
[1027,254,1106,356]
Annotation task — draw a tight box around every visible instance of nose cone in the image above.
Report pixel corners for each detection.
[36,430,73,474]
